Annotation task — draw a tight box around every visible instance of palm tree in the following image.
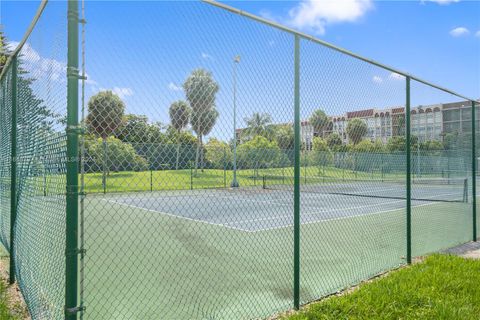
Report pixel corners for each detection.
[243,112,273,140]
[169,100,190,170]
[183,69,219,175]
[309,109,329,138]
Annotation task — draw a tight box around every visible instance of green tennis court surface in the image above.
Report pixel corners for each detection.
[82,185,473,319]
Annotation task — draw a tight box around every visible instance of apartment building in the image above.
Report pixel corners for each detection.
[235,100,479,147]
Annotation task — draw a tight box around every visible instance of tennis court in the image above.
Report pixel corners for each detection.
[98,177,468,232]
[82,178,472,319]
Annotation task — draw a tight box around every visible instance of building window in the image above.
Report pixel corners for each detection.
[443,109,460,122]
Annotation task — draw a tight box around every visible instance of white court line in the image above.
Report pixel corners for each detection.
[102,190,465,234]
[249,201,457,233]
[225,198,406,226]
[101,198,252,233]
[238,191,461,230]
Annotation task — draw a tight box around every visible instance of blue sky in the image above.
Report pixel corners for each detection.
[2,0,479,140]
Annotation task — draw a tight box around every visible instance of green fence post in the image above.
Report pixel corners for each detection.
[293,34,301,310]
[223,147,227,188]
[472,100,477,241]
[66,0,81,318]
[406,76,412,264]
[304,151,307,184]
[9,55,18,285]
[102,139,107,194]
[150,169,153,192]
[190,164,193,190]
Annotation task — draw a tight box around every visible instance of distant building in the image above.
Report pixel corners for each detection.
[235,100,479,147]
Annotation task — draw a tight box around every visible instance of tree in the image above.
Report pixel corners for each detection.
[243,112,273,140]
[309,137,333,172]
[386,136,406,153]
[326,132,343,151]
[346,118,367,144]
[115,114,151,143]
[85,136,148,173]
[205,138,232,169]
[309,109,329,137]
[0,30,10,71]
[86,91,125,189]
[183,69,219,175]
[237,135,280,169]
[274,124,294,150]
[169,100,191,170]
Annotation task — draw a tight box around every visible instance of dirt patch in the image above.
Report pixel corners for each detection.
[0,253,29,320]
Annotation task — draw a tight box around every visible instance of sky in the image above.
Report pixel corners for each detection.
[1,0,479,141]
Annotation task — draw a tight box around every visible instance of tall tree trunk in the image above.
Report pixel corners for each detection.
[175,134,180,170]
[194,135,201,176]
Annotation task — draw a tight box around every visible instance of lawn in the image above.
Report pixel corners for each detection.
[285,254,480,320]
[0,281,18,320]
[81,165,404,194]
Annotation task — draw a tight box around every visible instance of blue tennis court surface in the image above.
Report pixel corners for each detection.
[99,181,466,232]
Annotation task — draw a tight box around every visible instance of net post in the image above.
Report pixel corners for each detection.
[293,34,301,310]
[9,55,18,285]
[406,76,412,264]
[66,0,80,318]
[472,100,477,241]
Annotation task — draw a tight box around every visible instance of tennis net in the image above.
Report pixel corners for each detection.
[263,175,468,203]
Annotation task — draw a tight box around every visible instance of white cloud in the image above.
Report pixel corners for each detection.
[422,0,460,5]
[389,72,405,80]
[476,30,480,38]
[259,10,279,22]
[100,87,134,99]
[287,0,373,35]
[201,52,213,60]
[449,27,470,37]
[168,82,182,92]
[372,75,383,84]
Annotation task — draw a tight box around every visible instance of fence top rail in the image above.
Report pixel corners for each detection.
[202,0,476,103]
[0,0,48,83]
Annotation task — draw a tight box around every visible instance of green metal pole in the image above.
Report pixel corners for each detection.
[66,0,80,318]
[472,100,477,241]
[9,55,18,285]
[190,164,193,190]
[293,34,301,310]
[150,169,153,192]
[304,151,307,184]
[406,76,412,264]
[223,147,227,188]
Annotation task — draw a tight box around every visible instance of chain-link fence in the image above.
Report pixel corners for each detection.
[0,1,478,319]
[0,0,68,318]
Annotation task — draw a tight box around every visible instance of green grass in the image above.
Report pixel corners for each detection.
[0,251,24,320]
[80,166,403,194]
[0,282,17,320]
[285,254,480,320]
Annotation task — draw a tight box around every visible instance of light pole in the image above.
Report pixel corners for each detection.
[231,55,241,188]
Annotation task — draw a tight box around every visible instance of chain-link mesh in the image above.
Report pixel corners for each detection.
[82,2,295,319]
[0,65,12,251]
[78,2,476,319]
[0,1,477,319]
[298,38,407,304]
[1,1,68,319]
[410,81,473,256]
